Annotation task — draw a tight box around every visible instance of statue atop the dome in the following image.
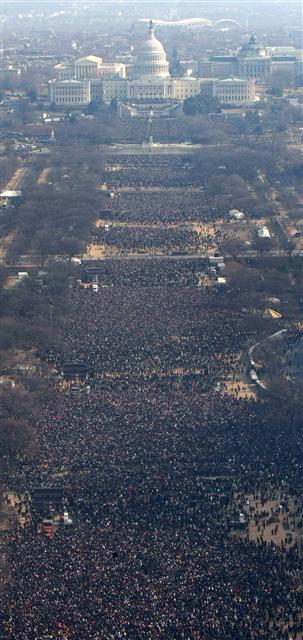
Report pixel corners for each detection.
[149,20,154,36]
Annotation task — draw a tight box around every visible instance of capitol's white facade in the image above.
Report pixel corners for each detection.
[49,22,256,110]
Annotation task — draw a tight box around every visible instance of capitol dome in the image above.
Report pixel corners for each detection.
[133,21,170,79]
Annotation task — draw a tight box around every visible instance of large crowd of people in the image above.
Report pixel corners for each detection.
[101,156,227,225]
[92,225,199,253]
[95,156,225,256]
[1,150,302,640]
[1,380,302,639]
[57,284,261,380]
[101,190,225,225]
[83,257,207,286]
[105,157,196,188]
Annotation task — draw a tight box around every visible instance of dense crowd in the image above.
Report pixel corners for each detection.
[58,285,259,379]
[92,226,199,253]
[83,257,207,286]
[1,152,302,640]
[1,380,302,639]
[101,156,227,225]
[105,165,196,189]
[1,276,302,639]
[101,190,225,225]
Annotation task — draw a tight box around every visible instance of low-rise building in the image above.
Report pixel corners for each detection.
[50,75,255,107]
[49,79,91,105]
[212,77,256,105]
[0,65,22,85]
[54,56,126,81]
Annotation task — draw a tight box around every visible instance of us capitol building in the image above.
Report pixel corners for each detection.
[49,21,256,112]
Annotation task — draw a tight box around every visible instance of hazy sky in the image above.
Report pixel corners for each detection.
[2,0,302,34]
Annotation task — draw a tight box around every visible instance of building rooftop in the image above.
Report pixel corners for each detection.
[210,56,237,62]
[218,76,254,83]
[75,55,103,65]
[49,79,88,85]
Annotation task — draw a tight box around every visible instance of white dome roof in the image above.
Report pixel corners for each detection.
[137,32,166,56]
[133,21,170,79]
